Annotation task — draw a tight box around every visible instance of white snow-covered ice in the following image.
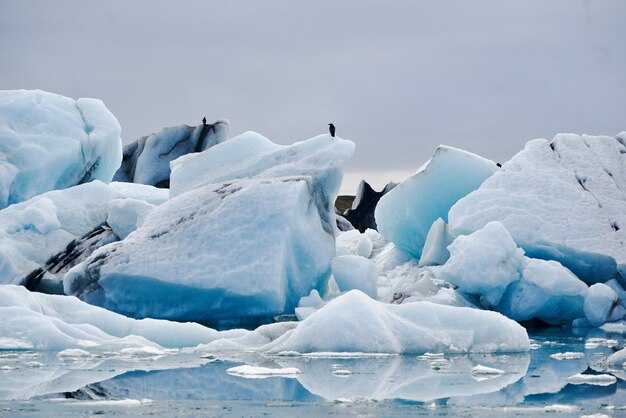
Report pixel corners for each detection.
[65,133,354,323]
[0,90,122,208]
[331,255,378,298]
[440,221,588,324]
[265,290,530,354]
[0,181,165,285]
[449,133,626,284]
[0,285,218,350]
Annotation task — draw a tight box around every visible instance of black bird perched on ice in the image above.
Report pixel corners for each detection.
[202,117,207,125]
[328,123,336,137]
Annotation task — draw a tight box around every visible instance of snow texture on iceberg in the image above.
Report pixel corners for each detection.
[0,181,164,287]
[441,222,588,325]
[375,145,498,259]
[449,133,626,284]
[265,290,530,354]
[63,133,354,323]
[64,178,335,323]
[169,131,355,234]
[584,283,626,326]
[113,120,228,188]
[0,285,218,351]
[0,89,122,208]
[0,181,121,285]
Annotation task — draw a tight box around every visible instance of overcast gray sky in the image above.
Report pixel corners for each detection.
[1,0,625,193]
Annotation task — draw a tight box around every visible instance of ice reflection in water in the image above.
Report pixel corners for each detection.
[0,329,623,416]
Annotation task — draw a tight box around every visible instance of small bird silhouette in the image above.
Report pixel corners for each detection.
[202,117,207,125]
[328,123,336,137]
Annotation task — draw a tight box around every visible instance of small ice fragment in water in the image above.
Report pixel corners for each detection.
[600,321,626,334]
[57,349,93,359]
[332,369,352,376]
[226,365,302,379]
[585,338,619,349]
[417,352,445,360]
[550,352,585,360]
[566,373,617,386]
[471,364,505,381]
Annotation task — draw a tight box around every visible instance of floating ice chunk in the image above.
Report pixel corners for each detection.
[584,337,618,349]
[449,134,626,284]
[498,258,588,325]
[68,399,154,407]
[566,373,617,386]
[418,218,451,267]
[336,229,362,256]
[584,283,626,326]
[331,255,378,298]
[549,352,585,360]
[0,285,218,350]
[226,365,302,379]
[332,369,352,376]
[113,120,229,187]
[375,145,498,259]
[265,290,529,354]
[471,364,505,381]
[336,228,385,258]
[106,198,155,239]
[0,182,123,285]
[295,290,325,321]
[380,262,474,308]
[356,235,373,258]
[600,321,626,334]
[441,222,525,307]
[440,221,588,324]
[65,177,337,323]
[0,181,166,286]
[57,349,93,359]
[0,90,122,208]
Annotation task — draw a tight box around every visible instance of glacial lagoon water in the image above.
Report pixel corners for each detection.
[1,328,624,417]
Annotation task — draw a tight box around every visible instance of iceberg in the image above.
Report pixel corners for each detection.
[65,132,354,323]
[0,285,217,351]
[441,222,588,324]
[441,221,526,307]
[0,181,121,285]
[113,120,229,188]
[498,258,587,325]
[375,145,498,259]
[331,255,378,298]
[449,133,626,284]
[65,178,336,323]
[584,283,626,326]
[265,290,530,354]
[0,181,164,287]
[0,89,122,208]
